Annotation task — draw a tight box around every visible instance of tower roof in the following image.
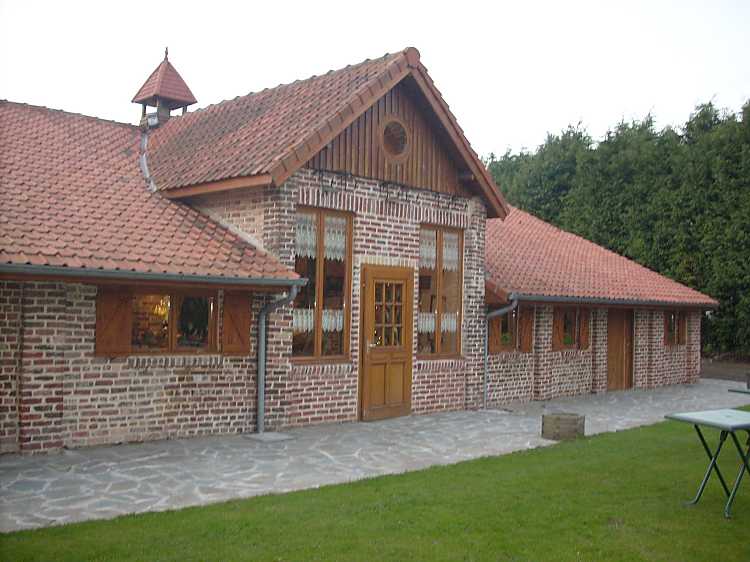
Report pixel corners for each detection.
[132,48,197,109]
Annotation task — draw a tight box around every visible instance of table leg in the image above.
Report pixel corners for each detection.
[723,431,750,519]
[687,426,730,506]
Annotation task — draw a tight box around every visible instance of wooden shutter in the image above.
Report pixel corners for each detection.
[95,286,132,356]
[488,316,500,354]
[678,312,687,345]
[578,308,590,350]
[551,307,564,350]
[222,292,251,354]
[663,311,677,346]
[518,306,534,353]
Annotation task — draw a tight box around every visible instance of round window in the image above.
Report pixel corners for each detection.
[381,119,408,159]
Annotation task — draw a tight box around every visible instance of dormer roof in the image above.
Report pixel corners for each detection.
[132,49,197,110]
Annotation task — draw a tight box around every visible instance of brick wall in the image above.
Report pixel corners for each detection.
[195,168,486,428]
[633,309,696,388]
[485,306,701,406]
[532,306,595,400]
[1,281,261,453]
[0,282,22,453]
[485,350,534,406]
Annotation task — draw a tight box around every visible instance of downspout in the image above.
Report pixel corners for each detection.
[15,283,24,452]
[484,297,519,409]
[257,286,299,433]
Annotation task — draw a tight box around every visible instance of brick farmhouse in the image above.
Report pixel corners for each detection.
[0,48,717,454]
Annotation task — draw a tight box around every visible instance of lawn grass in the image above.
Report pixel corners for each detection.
[2,412,749,562]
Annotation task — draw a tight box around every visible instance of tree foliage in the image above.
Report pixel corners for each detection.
[487,102,750,356]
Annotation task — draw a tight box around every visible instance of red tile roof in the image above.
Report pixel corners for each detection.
[132,51,197,109]
[0,101,297,284]
[147,52,403,190]
[486,207,717,307]
[146,47,508,217]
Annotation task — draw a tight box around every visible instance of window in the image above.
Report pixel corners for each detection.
[380,117,409,161]
[551,306,590,351]
[131,292,216,353]
[664,310,687,346]
[488,306,535,354]
[95,286,242,356]
[292,209,351,358]
[489,308,516,353]
[418,226,462,356]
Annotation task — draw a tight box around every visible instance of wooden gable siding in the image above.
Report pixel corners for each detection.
[305,82,470,197]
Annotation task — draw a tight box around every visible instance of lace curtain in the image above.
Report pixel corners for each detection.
[419,230,437,270]
[443,231,460,272]
[418,312,458,333]
[441,312,458,333]
[293,308,344,333]
[418,311,436,334]
[297,213,347,261]
[295,213,317,259]
[324,215,347,262]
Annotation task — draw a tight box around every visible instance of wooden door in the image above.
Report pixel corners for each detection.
[607,309,634,390]
[360,265,414,421]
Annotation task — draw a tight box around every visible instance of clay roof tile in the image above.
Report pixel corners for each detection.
[485,207,717,308]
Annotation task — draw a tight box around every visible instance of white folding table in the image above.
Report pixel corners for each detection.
[665,409,750,518]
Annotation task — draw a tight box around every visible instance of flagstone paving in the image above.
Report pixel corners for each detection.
[1,379,748,532]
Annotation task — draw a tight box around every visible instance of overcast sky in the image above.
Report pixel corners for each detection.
[1,0,748,156]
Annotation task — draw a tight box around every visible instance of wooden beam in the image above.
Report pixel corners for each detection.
[161,174,273,199]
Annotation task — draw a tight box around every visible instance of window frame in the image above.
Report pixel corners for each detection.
[292,207,353,362]
[378,115,411,164]
[664,310,686,347]
[489,308,518,353]
[551,306,590,352]
[95,285,222,357]
[417,225,464,359]
[130,288,219,355]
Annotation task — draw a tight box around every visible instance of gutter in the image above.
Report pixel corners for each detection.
[484,297,519,409]
[256,286,299,433]
[507,292,717,310]
[0,264,306,289]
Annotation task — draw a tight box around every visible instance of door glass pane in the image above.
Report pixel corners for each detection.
[373,281,403,348]
[373,282,386,347]
[175,295,214,350]
[418,228,437,354]
[322,214,348,355]
[293,212,317,356]
[374,326,383,346]
[440,231,461,354]
[132,294,170,351]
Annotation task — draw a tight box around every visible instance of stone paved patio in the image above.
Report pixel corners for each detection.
[1,378,748,532]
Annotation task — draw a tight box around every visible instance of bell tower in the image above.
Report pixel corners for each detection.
[132,48,196,128]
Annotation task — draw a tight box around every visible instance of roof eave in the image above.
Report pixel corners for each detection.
[161,173,274,199]
[0,263,306,291]
[505,291,718,310]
